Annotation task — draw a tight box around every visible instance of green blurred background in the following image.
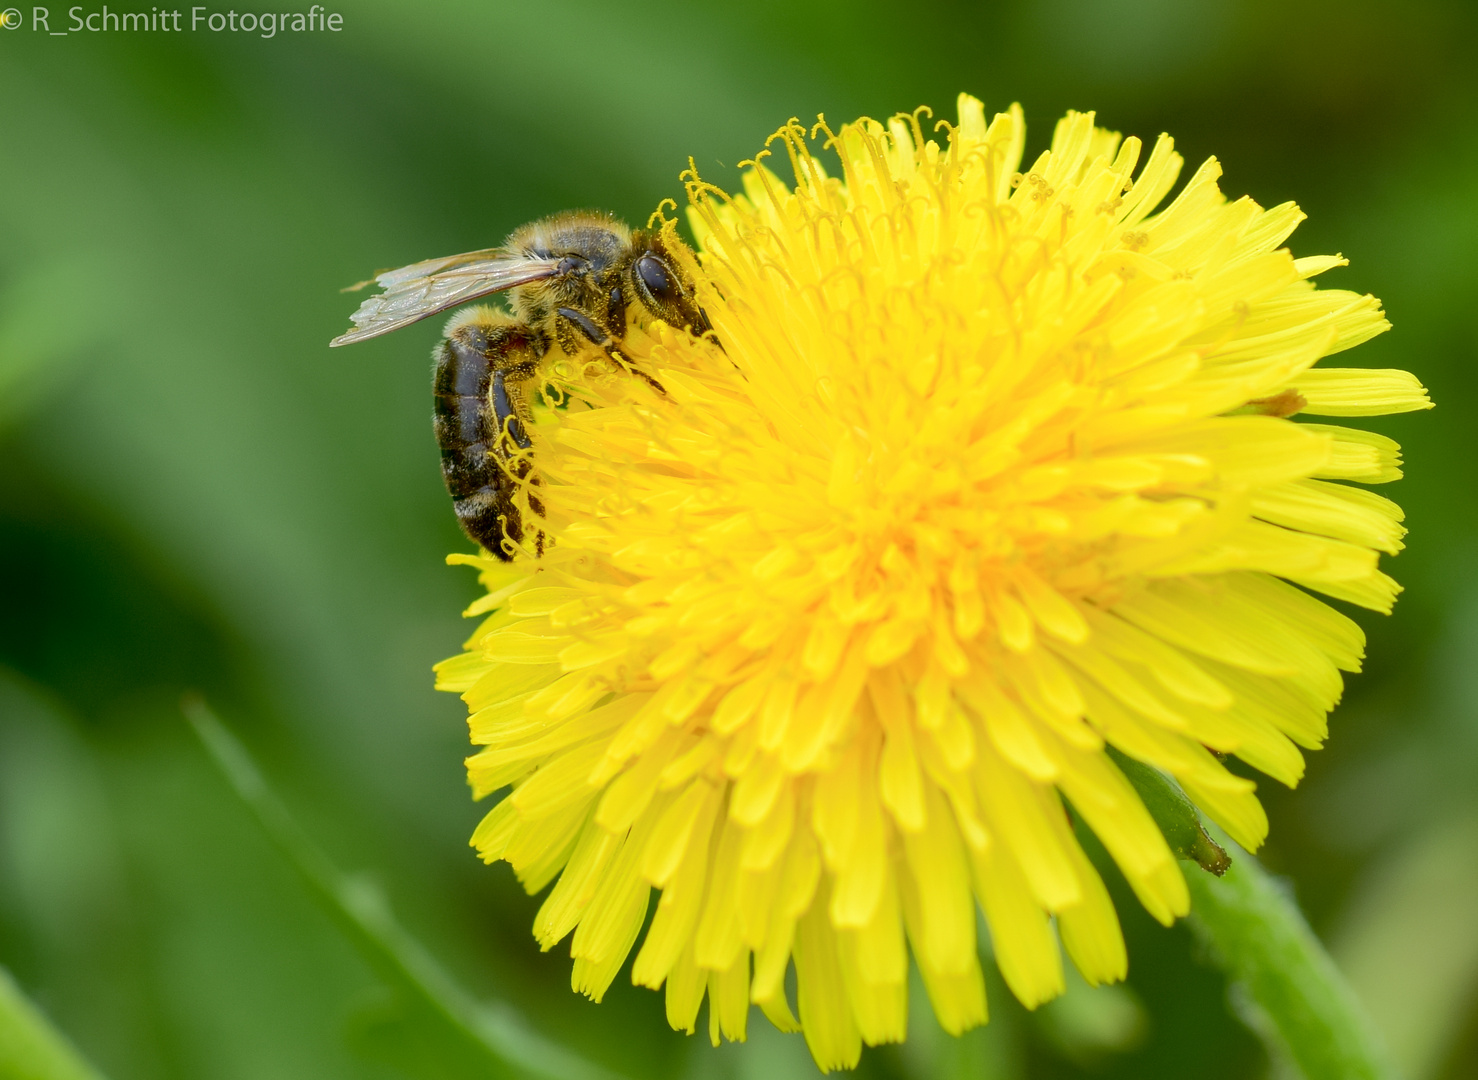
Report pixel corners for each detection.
[1,1,1474,1077]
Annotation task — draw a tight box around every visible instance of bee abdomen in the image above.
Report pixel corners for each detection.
[452,485,515,552]
[432,319,542,557]
[438,442,493,498]
[432,342,494,495]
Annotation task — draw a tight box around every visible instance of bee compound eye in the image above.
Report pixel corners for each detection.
[636,253,678,302]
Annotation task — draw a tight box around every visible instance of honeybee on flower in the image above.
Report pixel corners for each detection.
[426,95,1427,1071]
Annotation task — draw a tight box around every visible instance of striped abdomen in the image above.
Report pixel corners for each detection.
[431,320,543,557]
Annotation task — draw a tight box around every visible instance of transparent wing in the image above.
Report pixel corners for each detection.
[329,249,560,346]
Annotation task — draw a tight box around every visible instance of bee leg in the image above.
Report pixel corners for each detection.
[555,305,667,395]
[433,311,546,559]
[492,367,548,558]
[694,307,727,355]
[609,350,667,396]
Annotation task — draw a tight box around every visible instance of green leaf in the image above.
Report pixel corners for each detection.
[183,696,630,1080]
[0,967,107,1080]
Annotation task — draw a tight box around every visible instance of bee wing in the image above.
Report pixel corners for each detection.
[329,249,561,346]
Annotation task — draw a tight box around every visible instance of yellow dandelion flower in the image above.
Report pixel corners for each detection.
[434,95,1429,1071]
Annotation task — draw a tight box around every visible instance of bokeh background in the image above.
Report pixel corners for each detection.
[1,1,1475,1077]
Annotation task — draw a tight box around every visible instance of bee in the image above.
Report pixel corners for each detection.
[330,211,712,559]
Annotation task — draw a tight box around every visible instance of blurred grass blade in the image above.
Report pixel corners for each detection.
[0,967,108,1080]
[0,252,125,434]
[182,696,630,1080]
[1187,834,1396,1080]
[1333,811,1478,1078]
